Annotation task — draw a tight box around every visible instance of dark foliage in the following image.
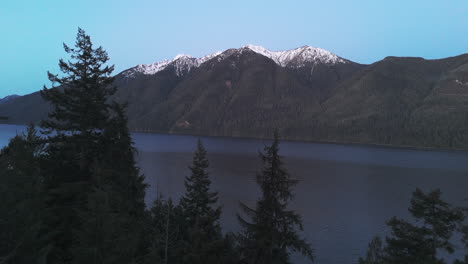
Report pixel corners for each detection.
[146,196,184,264]
[360,188,465,264]
[0,125,43,263]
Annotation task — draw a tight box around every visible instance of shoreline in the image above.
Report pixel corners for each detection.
[1,122,468,153]
[131,129,468,154]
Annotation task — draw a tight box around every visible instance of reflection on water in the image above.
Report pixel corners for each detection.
[1,125,467,264]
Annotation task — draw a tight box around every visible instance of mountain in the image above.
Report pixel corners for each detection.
[0,95,20,104]
[1,45,467,149]
[112,45,364,137]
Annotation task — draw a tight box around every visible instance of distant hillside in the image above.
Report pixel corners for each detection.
[0,91,49,125]
[319,55,468,148]
[0,94,20,104]
[1,45,467,149]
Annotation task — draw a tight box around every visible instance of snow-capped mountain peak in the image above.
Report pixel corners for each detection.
[123,44,346,78]
[241,44,274,59]
[241,44,346,66]
[173,54,192,60]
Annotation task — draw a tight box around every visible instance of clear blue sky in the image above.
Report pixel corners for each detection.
[1,0,467,97]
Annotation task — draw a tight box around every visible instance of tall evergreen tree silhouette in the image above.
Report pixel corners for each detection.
[237,132,314,264]
[178,139,225,264]
[38,28,147,264]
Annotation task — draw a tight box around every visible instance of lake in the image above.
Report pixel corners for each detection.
[1,124,467,263]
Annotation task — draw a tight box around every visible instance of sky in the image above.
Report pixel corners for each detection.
[1,0,467,98]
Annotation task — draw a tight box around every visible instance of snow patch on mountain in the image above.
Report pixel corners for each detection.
[198,51,222,64]
[128,60,172,77]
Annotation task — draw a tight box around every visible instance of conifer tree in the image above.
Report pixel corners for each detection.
[384,217,433,264]
[237,132,314,264]
[38,28,116,263]
[178,139,226,264]
[41,27,115,138]
[360,188,465,264]
[384,189,464,264]
[38,28,147,264]
[407,189,464,260]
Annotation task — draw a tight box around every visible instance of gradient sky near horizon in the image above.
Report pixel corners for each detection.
[1,0,467,97]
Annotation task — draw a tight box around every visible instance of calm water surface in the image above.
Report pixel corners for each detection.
[1,124,467,264]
